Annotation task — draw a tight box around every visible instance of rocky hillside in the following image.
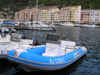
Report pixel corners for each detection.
[0,0,100,19]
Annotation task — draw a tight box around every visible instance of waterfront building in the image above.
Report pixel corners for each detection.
[80,10,90,24]
[38,8,61,23]
[15,5,100,24]
[89,9,100,24]
[61,6,81,23]
[81,9,100,24]
[15,8,37,22]
[38,10,48,22]
[53,9,61,23]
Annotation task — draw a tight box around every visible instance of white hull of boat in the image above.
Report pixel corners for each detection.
[28,26,55,31]
[0,33,41,59]
[28,21,55,31]
[59,23,74,26]
[80,24,96,28]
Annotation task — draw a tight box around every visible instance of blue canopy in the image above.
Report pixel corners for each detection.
[2,22,15,26]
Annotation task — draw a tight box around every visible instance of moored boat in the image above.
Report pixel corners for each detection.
[0,33,42,59]
[7,33,87,72]
[80,24,96,28]
[59,22,75,26]
[0,22,16,46]
[28,21,56,31]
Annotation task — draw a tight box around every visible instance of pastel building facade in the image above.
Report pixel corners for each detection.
[15,8,37,22]
[15,6,100,24]
[15,8,61,23]
[61,6,81,23]
[38,10,49,22]
[90,9,100,23]
[38,8,61,22]
[80,9,100,24]
[80,10,90,23]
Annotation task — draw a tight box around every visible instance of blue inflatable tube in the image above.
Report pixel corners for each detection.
[7,46,87,72]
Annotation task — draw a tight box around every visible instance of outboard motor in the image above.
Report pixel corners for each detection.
[32,40,40,46]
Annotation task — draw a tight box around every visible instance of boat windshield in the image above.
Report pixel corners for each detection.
[47,34,60,41]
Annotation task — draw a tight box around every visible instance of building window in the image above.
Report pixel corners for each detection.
[91,14,94,16]
[95,14,99,16]
[95,19,99,21]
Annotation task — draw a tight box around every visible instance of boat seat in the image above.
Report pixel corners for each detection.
[42,42,60,57]
[60,40,68,56]
[7,33,22,49]
[66,41,76,54]
[9,33,33,50]
[60,40,76,54]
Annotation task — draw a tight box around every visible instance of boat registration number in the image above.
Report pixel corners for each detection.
[0,50,8,54]
[50,58,65,63]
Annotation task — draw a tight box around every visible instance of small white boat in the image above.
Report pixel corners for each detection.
[0,22,16,46]
[7,33,87,72]
[74,24,80,27]
[0,22,40,59]
[59,22,75,26]
[0,33,42,59]
[80,24,96,28]
[28,21,56,31]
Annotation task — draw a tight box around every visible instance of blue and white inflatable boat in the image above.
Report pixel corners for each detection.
[7,34,87,72]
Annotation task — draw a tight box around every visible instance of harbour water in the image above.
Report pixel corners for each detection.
[0,25,100,75]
